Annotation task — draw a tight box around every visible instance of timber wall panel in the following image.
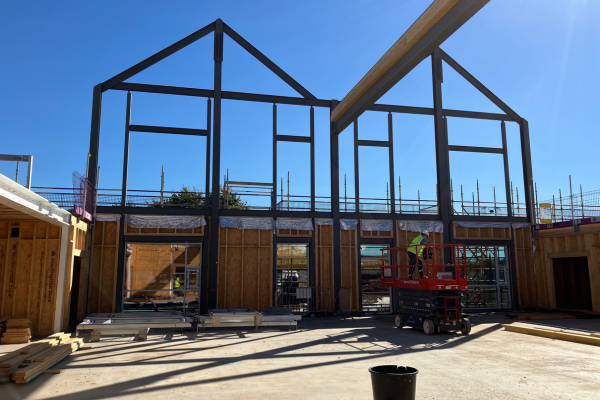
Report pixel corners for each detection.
[217,223,272,311]
[526,224,600,312]
[315,224,334,312]
[514,227,536,308]
[453,223,511,240]
[276,229,312,238]
[0,220,62,336]
[88,221,120,314]
[125,225,204,236]
[340,228,359,310]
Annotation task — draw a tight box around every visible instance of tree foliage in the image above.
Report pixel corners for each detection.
[153,185,248,209]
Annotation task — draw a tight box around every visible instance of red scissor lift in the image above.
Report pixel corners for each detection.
[381,243,471,335]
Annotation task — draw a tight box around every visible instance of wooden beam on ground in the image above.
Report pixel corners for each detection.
[503,324,600,347]
[330,0,490,135]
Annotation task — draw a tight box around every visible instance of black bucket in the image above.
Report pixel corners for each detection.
[368,365,418,400]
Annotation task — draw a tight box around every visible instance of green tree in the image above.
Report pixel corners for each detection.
[152,185,248,209]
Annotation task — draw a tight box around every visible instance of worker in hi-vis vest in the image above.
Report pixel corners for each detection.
[407,231,429,279]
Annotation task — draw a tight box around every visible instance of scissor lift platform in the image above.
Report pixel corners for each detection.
[381,243,471,335]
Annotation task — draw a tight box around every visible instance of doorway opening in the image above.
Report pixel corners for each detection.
[361,244,390,313]
[276,243,309,312]
[553,257,592,311]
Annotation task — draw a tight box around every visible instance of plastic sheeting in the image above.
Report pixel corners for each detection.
[127,215,206,229]
[455,221,511,229]
[275,218,313,231]
[95,214,121,222]
[361,219,392,232]
[340,220,358,230]
[220,217,274,230]
[397,220,444,233]
[512,223,531,229]
[315,218,333,226]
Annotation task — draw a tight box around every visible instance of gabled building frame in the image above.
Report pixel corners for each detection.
[88,15,534,313]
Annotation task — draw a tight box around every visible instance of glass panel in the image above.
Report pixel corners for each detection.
[123,290,184,313]
[277,244,308,258]
[497,246,507,266]
[361,245,389,257]
[184,290,200,315]
[127,244,172,292]
[500,286,510,308]
[172,244,186,264]
[465,246,496,285]
[498,269,506,284]
[465,287,498,308]
[186,245,201,266]
[291,258,308,270]
[277,258,291,270]
[187,269,198,288]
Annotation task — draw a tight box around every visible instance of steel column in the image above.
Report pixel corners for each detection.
[330,100,341,310]
[205,98,212,210]
[520,119,535,222]
[388,112,395,214]
[354,120,359,213]
[501,121,512,218]
[121,92,132,207]
[87,84,102,187]
[272,104,277,211]
[208,19,223,309]
[432,49,451,246]
[310,106,316,212]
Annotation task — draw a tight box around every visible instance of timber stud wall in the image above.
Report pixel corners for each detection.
[89,221,119,314]
[217,225,272,311]
[0,220,62,336]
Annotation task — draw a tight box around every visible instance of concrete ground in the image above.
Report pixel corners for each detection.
[1,314,599,399]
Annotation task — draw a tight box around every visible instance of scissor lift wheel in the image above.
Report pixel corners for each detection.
[422,319,436,335]
[461,317,471,334]
[394,314,405,328]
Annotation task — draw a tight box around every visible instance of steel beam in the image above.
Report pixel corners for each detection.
[208,19,223,309]
[444,109,514,121]
[129,125,207,136]
[448,145,503,154]
[223,23,316,99]
[331,0,491,135]
[440,49,522,124]
[276,135,311,143]
[101,21,216,91]
[358,140,389,147]
[121,93,132,207]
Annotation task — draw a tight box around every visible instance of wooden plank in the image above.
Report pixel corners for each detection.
[503,324,600,346]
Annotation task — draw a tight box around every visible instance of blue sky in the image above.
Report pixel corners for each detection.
[1,0,598,209]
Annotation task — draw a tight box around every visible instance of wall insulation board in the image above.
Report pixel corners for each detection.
[217,224,272,311]
[529,224,600,312]
[0,220,62,336]
[276,229,312,238]
[89,220,119,314]
[514,226,536,308]
[315,224,334,312]
[395,227,444,279]
[60,216,89,330]
[453,223,511,240]
[341,228,359,310]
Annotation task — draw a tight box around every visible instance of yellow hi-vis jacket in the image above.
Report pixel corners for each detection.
[174,277,182,289]
[407,235,426,257]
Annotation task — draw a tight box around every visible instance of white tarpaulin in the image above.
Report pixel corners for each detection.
[397,220,444,233]
[96,214,121,222]
[127,215,206,229]
[220,217,274,230]
[340,219,358,230]
[455,221,510,229]
[315,218,333,225]
[361,219,392,231]
[275,218,313,231]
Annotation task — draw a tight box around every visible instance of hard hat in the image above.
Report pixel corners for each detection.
[422,230,429,236]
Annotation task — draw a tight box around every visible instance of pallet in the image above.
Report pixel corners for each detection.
[503,324,600,346]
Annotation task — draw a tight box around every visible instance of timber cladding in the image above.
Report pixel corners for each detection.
[89,221,119,314]
[125,224,204,236]
[315,224,334,311]
[529,224,600,312]
[0,220,62,336]
[217,224,272,311]
[340,228,359,310]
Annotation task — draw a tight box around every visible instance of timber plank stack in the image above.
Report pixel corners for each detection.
[1,319,32,344]
[0,334,84,383]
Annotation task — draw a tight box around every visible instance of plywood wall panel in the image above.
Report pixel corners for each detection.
[14,240,33,317]
[88,221,119,314]
[217,224,272,311]
[340,229,359,310]
[315,225,334,312]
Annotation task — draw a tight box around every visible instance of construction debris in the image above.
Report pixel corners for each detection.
[0,334,84,383]
[503,323,600,346]
[1,319,32,344]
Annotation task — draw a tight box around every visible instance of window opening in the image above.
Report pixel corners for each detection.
[361,244,390,313]
[276,244,309,312]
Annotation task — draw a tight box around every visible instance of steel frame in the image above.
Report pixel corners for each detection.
[87,18,533,313]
